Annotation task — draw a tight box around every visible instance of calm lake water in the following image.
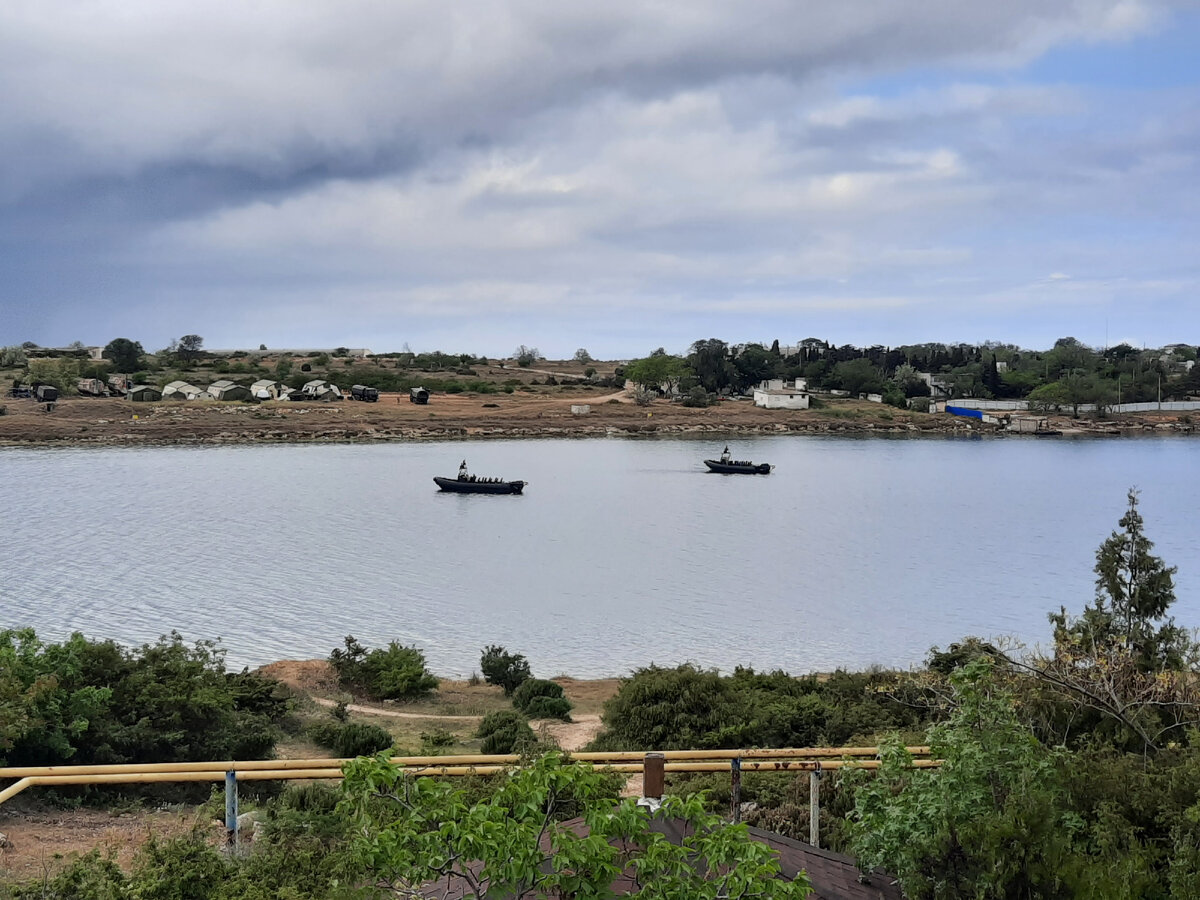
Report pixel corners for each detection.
[2,436,1198,677]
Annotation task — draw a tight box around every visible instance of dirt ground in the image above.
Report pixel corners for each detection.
[0,390,977,446]
[0,807,216,883]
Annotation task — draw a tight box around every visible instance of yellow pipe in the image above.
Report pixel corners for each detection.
[0,758,945,807]
[0,747,930,781]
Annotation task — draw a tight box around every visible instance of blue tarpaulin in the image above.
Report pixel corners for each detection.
[946,405,983,420]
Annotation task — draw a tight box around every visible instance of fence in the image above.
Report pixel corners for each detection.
[942,399,1200,414]
[0,746,939,851]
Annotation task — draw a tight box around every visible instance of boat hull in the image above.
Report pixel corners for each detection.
[434,476,526,494]
[703,460,772,474]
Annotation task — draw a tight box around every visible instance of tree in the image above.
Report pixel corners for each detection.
[848,661,1084,900]
[688,339,735,392]
[624,354,686,394]
[514,345,541,367]
[832,358,886,396]
[732,344,778,390]
[0,346,28,367]
[480,644,532,695]
[176,334,204,362]
[103,338,144,372]
[342,751,812,899]
[573,348,593,364]
[1052,489,1188,672]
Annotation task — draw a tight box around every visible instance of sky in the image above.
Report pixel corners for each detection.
[1,1,1198,359]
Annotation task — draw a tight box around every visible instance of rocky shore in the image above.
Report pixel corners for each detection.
[0,392,1192,448]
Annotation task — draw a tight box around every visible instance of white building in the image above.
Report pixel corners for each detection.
[753,378,810,410]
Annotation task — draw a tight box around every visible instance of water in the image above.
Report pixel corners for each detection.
[2,435,1197,677]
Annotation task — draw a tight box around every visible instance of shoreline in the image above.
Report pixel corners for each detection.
[1,393,1195,448]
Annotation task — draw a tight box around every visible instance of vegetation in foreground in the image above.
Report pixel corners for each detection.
[3,488,1200,898]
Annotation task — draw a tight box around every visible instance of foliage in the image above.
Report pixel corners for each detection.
[523,695,573,721]
[26,357,79,392]
[625,353,687,393]
[177,334,205,362]
[0,345,28,367]
[514,345,541,367]
[573,348,593,363]
[479,644,532,695]
[847,660,1084,900]
[592,664,921,752]
[591,664,736,750]
[328,635,439,701]
[688,339,736,392]
[1053,489,1189,672]
[103,337,144,372]
[476,709,537,754]
[308,720,394,757]
[342,751,812,899]
[0,629,287,768]
[1012,489,1200,754]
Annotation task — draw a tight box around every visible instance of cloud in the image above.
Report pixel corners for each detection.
[1,0,1197,353]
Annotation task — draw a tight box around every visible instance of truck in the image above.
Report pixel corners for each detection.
[351,384,379,402]
[409,386,430,404]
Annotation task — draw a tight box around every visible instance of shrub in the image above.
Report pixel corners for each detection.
[446,383,464,394]
[308,721,394,757]
[480,645,532,696]
[420,727,456,752]
[512,678,565,710]
[476,710,537,755]
[681,386,710,408]
[591,664,736,750]
[328,635,439,701]
[522,696,573,721]
[0,629,288,768]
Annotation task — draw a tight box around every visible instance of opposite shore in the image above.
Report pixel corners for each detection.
[1,390,1195,447]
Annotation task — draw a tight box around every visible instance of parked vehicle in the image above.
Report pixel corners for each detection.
[351,384,379,402]
[34,385,59,403]
[410,386,430,404]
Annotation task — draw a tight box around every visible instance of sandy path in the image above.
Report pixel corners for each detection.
[312,697,482,721]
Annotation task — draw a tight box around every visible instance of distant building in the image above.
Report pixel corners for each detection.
[127,385,162,402]
[207,380,252,402]
[250,379,284,400]
[301,379,343,400]
[753,378,810,410]
[162,380,204,400]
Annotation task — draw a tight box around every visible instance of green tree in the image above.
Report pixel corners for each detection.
[176,334,205,362]
[0,345,28,367]
[103,338,143,372]
[832,358,886,396]
[624,354,686,394]
[328,636,438,701]
[342,751,812,899]
[573,348,593,363]
[514,345,540,367]
[688,339,735,392]
[479,644,532,695]
[1052,489,1189,672]
[847,661,1084,900]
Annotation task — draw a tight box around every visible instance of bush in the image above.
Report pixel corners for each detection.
[681,386,710,408]
[307,721,394,757]
[328,635,439,701]
[512,678,565,709]
[480,645,532,695]
[476,710,536,754]
[0,629,288,769]
[522,696,573,721]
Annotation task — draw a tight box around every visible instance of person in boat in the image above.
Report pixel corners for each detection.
[720,446,732,464]
[459,460,469,481]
